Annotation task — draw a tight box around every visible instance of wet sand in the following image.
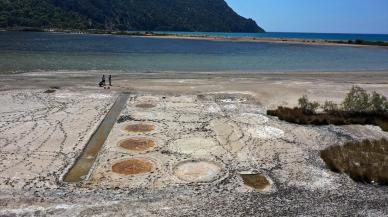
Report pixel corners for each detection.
[0,71,387,216]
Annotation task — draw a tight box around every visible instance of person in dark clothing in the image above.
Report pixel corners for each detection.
[99,75,106,87]
[109,75,112,86]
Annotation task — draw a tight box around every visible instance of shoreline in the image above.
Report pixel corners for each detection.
[135,34,388,48]
[3,69,388,77]
[2,70,387,105]
[2,28,388,48]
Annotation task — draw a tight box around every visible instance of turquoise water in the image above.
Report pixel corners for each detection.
[1,31,388,74]
[160,31,388,42]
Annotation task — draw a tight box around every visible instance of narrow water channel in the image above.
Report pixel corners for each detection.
[64,94,129,183]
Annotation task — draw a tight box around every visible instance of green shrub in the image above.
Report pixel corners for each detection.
[298,95,320,114]
[342,85,371,112]
[370,91,388,112]
[267,106,388,132]
[321,101,339,114]
[267,86,388,131]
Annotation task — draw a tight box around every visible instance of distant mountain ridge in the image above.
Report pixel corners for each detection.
[0,0,264,33]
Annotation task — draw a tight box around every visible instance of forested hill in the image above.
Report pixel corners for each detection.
[0,0,264,32]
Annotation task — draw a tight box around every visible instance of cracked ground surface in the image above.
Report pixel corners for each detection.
[0,72,388,216]
[0,89,115,191]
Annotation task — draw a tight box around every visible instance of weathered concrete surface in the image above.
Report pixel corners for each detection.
[0,89,115,192]
[1,72,388,216]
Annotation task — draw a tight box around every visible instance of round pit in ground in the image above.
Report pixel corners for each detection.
[112,159,154,175]
[240,173,270,191]
[169,137,222,156]
[174,160,223,183]
[119,138,155,151]
[125,123,155,133]
[135,103,156,109]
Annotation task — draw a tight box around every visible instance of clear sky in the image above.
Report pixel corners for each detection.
[225,0,388,34]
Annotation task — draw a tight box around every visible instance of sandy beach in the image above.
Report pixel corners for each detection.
[133,34,388,48]
[0,71,388,216]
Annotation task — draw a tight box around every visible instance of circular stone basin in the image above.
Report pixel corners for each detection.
[112,159,153,175]
[119,138,155,152]
[174,160,222,183]
[135,103,156,109]
[125,123,155,133]
[169,137,220,156]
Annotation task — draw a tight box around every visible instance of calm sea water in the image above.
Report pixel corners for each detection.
[1,31,388,74]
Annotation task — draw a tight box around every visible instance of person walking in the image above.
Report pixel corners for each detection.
[109,75,112,86]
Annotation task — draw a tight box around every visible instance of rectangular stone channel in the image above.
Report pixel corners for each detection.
[64,94,129,183]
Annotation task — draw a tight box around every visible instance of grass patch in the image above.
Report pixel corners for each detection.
[320,139,388,185]
[267,107,388,132]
